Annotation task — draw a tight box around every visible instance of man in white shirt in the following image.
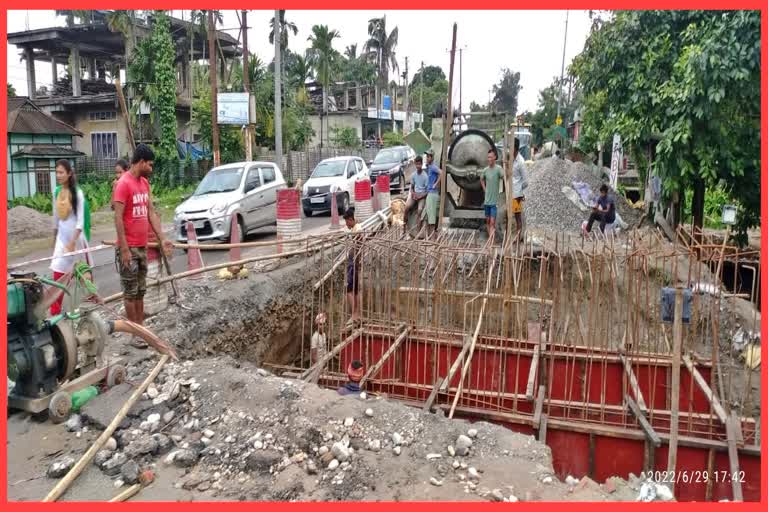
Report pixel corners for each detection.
[510,138,528,242]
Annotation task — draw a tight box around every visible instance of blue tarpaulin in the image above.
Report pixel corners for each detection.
[177,140,212,161]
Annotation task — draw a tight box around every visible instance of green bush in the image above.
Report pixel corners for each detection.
[382,131,404,147]
[683,185,732,229]
[331,127,361,148]
[8,193,53,214]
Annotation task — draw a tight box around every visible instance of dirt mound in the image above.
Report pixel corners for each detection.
[7,206,53,242]
[523,158,640,233]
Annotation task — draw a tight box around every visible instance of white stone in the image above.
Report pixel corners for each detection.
[225,435,235,443]
[455,435,473,456]
[169,382,181,401]
[447,445,456,457]
[332,442,350,462]
[365,408,374,417]
[430,477,443,486]
[452,461,460,469]
[369,440,381,452]
[426,453,442,460]
[254,441,264,450]
[152,394,169,406]
[393,446,401,456]
[114,479,125,488]
[391,432,403,446]
[147,387,159,399]
[565,475,579,486]
[343,417,354,427]
[318,446,329,455]
[203,429,215,438]
[104,437,117,452]
[147,413,161,424]
[542,476,553,484]
[327,459,340,470]
[201,437,212,446]
[360,392,367,400]
[163,411,175,424]
[468,467,480,480]
[164,451,178,465]
[467,428,478,438]
[190,382,201,392]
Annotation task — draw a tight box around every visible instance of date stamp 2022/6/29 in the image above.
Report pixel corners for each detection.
[640,470,746,484]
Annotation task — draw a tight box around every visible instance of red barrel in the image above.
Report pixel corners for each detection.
[376,174,390,194]
[354,179,372,201]
[277,189,301,220]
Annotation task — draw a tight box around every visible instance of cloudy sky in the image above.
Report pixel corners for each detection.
[7,10,592,114]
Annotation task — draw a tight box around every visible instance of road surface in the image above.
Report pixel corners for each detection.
[8,213,332,299]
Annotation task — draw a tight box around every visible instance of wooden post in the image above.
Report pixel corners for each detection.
[114,76,136,151]
[241,10,253,162]
[666,286,683,495]
[208,11,221,167]
[437,24,457,231]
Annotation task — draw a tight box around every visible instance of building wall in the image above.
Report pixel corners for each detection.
[7,133,75,200]
[308,113,362,147]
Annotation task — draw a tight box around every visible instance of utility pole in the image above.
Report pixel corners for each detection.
[274,9,283,173]
[419,61,424,129]
[459,48,463,118]
[556,10,569,121]
[488,89,492,112]
[208,10,220,167]
[404,57,409,133]
[438,24,457,231]
[241,10,253,162]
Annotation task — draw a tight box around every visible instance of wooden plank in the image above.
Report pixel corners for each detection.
[588,433,596,479]
[621,355,647,413]
[682,354,727,425]
[301,328,364,383]
[705,448,715,502]
[525,345,540,400]
[666,287,683,485]
[422,377,445,412]
[538,413,548,443]
[626,394,661,447]
[360,326,410,386]
[729,411,744,448]
[725,416,744,501]
[532,385,545,428]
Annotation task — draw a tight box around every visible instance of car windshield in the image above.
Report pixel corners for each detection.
[311,160,347,178]
[374,149,400,164]
[193,167,243,196]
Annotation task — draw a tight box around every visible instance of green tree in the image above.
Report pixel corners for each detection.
[364,16,399,94]
[7,83,16,97]
[529,75,581,146]
[572,10,760,242]
[410,77,449,136]
[331,127,361,148]
[152,11,178,162]
[269,10,299,52]
[55,10,92,27]
[491,68,522,114]
[307,25,341,113]
[340,44,377,85]
[105,10,139,80]
[411,65,445,88]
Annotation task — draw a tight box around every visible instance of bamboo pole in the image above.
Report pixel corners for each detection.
[43,355,170,502]
[109,484,142,502]
[437,23,457,231]
[666,287,683,495]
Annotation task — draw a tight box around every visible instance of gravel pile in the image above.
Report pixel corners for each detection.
[523,158,639,233]
[7,206,53,242]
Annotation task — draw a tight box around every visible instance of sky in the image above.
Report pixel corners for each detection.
[7,10,593,114]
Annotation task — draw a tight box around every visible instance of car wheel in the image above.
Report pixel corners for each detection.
[237,216,246,243]
[304,208,313,218]
[339,193,349,214]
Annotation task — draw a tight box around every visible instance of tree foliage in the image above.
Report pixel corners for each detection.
[410,76,448,136]
[411,65,445,88]
[7,83,16,96]
[152,11,178,162]
[269,10,298,51]
[528,75,581,146]
[491,69,522,115]
[331,127,361,148]
[364,16,399,92]
[572,10,760,241]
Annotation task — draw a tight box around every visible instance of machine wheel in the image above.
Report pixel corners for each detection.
[48,391,72,423]
[303,208,313,218]
[106,364,127,388]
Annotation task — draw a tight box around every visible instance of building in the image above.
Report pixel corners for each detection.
[7,96,84,199]
[306,81,423,147]
[7,12,240,166]
[567,108,582,146]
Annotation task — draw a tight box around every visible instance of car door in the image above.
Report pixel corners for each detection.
[257,165,279,226]
[242,166,262,230]
[345,159,357,198]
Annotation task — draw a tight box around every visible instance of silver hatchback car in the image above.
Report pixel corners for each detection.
[174,162,287,243]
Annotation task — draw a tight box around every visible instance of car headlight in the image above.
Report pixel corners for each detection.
[303,185,310,197]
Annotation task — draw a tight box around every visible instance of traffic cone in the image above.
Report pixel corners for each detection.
[185,221,204,279]
[330,187,341,230]
[228,214,242,274]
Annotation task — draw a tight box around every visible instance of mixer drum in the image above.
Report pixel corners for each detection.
[447,129,498,192]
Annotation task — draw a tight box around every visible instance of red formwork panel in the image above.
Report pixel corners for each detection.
[403,339,434,386]
[435,344,463,387]
[466,346,504,392]
[635,363,669,410]
[549,359,584,403]
[502,351,533,396]
[593,436,644,482]
[547,428,591,479]
[739,452,761,502]
[585,360,624,406]
[679,366,712,414]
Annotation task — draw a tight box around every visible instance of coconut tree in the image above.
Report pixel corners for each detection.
[55,10,92,27]
[269,10,298,52]
[307,25,341,148]
[344,44,358,60]
[105,10,139,82]
[364,16,399,96]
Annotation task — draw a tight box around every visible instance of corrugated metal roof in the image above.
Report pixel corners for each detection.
[7,96,82,136]
[11,144,86,159]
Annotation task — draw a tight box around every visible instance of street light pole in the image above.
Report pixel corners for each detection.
[556,10,569,121]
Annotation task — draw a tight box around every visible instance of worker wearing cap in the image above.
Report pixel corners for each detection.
[421,150,441,238]
[310,312,327,365]
[338,360,365,396]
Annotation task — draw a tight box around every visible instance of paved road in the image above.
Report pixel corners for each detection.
[8,213,332,299]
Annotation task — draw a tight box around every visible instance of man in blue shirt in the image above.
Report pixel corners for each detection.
[583,184,616,234]
[422,150,442,238]
[403,155,429,237]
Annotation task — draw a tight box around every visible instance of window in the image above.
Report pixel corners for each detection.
[346,160,357,177]
[261,166,276,184]
[245,168,261,191]
[34,159,52,195]
[88,111,117,121]
[91,132,118,159]
[354,159,363,172]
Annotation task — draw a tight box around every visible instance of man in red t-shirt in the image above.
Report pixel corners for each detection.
[112,144,172,347]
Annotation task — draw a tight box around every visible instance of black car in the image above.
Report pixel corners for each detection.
[367,146,415,193]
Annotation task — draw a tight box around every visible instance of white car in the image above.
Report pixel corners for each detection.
[301,156,370,216]
[174,161,287,242]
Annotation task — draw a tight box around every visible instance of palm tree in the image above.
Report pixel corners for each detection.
[269,10,298,52]
[105,10,139,81]
[285,52,312,93]
[307,25,341,148]
[364,16,399,95]
[56,10,92,27]
[344,44,358,60]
